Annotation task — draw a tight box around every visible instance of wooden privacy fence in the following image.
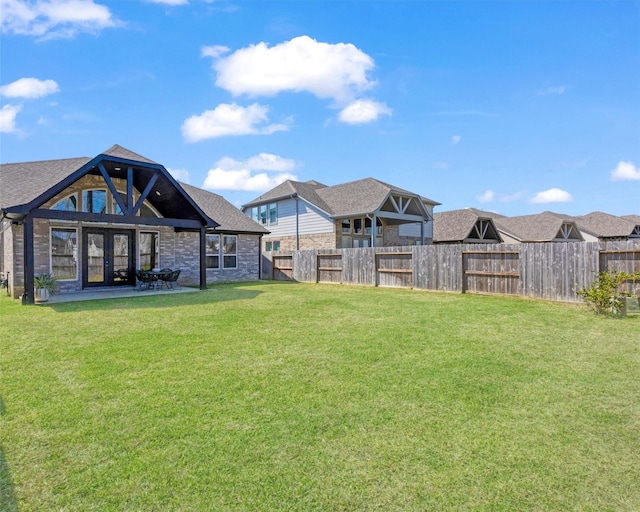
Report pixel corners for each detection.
[262,240,640,303]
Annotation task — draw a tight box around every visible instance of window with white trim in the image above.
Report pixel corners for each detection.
[269,203,277,224]
[139,231,159,270]
[223,235,237,269]
[51,228,77,280]
[206,234,220,269]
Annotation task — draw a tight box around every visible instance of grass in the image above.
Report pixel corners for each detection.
[1,281,639,511]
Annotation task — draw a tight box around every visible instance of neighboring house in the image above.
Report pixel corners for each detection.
[488,211,584,243]
[0,145,266,303]
[433,208,503,244]
[241,178,440,251]
[572,211,640,241]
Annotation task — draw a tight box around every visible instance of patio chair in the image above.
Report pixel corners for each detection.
[157,268,172,289]
[163,269,181,289]
[136,270,153,291]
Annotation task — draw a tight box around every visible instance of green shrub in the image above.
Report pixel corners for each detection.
[34,273,59,294]
[578,270,639,315]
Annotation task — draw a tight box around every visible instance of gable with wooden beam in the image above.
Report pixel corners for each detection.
[1,145,217,303]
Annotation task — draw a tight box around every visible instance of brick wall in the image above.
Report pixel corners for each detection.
[263,232,336,251]
[176,232,262,285]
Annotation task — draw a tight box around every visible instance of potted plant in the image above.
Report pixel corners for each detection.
[34,273,59,303]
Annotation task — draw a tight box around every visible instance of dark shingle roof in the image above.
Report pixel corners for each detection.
[0,144,158,210]
[1,146,258,233]
[101,144,159,165]
[573,211,638,238]
[243,177,439,217]
[242,180,333,213]
[433,208,502,242]
[0,157,91,209]
[179,183,268,234]
[492,211,582,242]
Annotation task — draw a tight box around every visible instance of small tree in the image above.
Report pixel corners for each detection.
[578,270,639,315]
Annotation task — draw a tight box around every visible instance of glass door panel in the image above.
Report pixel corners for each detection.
[83,229,134,288]
[87,233,105,283]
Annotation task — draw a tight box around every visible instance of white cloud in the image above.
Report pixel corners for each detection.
[168,167,190,184]
[0,104,22,133]
[530,188,573,204]
[207,35,376,103]
[245,153,296,172]
[181,103,290,142]
[202,153,298,191]
[0,77,59,98]
[338,99,392,124]
[477,190,494,203]
[1,0,118,40]
[451,135,461,145]
[201,44,230,59]
[611,161,640,181]
[536,85,567,96]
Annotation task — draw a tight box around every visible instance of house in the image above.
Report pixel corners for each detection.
[241,178,440,251]
[488,211,583,243]
[571,211,640,241]
[0,145,267,303]
[433,208,503,244]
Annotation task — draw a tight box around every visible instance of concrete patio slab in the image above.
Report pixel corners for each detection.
[39,285,199,304]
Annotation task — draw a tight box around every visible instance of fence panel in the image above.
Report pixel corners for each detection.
[293,250,317,283]
[462,246,520,295]
[599,240,640,295]
[272,254,294,281]
[413,245,437,290]
[342,248,376,286]
[317,251,343,283]
[376,251,413,288]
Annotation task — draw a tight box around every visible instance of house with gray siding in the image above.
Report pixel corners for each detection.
[0,145,267,303]
[242,178,440,251]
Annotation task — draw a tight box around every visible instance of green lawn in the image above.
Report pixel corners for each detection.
[1,282,639,511]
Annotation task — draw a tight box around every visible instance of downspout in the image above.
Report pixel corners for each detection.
[258,234,263,279]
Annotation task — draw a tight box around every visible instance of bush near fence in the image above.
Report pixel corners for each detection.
[262,241,640,303]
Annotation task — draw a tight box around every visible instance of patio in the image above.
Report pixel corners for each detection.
[39,285,199,304]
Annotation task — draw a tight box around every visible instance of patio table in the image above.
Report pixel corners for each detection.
[137,269,171,290]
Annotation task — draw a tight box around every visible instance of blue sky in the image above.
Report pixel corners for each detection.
[1,0,639,216]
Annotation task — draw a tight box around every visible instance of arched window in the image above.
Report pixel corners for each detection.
[51,193,77,212]
[82,189,107,214]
